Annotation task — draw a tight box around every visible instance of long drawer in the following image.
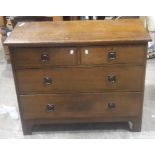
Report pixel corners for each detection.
[20,92,142,120]
[16,66,144,93]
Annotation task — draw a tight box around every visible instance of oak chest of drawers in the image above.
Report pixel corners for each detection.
[4,19,151,135]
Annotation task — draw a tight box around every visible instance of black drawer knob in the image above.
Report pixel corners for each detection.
[47,104,55,112]
[41,53,49,62]
[108,52,116,60]
[108,102,116,110]
[43,77,52,85]
[108,75,116,84]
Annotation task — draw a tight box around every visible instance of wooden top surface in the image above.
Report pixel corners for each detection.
[4,19,151,46]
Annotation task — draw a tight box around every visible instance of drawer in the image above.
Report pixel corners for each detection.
[81,45,145,65]
[13,47,77,67]
[20,92,142,120]
[16,66,144,93]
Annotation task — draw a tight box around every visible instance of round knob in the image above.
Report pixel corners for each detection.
[108,52,116,60]
[47,104,54,112]
[43,77,52,85]
[85,49,89,54]
[108,75,116,84]
[41,53,49,62]
[108,103,116,110]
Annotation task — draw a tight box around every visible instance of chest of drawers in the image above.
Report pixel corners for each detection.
[4,19,150,135]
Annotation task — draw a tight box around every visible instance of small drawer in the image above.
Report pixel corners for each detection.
[13,47,77,68]
[16,66,144,93]
[20,92,142,120]
[81,45,145,65]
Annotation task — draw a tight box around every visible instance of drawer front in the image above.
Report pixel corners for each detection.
[16,66,144,93]
[20,92,142,120]
[81,45,145,65]
[13,47,77,67]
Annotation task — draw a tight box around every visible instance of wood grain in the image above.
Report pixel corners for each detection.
[81,45,146,65]
[13,47,77,67]
[20,92,142,120]
[4,19,151,46]
[16,66,144,93]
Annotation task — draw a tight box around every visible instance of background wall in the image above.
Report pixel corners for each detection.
[147,16,155,31]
